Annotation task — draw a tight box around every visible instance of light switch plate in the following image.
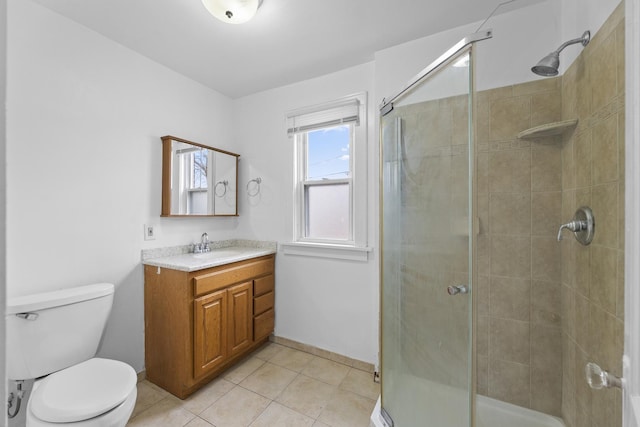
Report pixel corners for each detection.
[144,224,156,241]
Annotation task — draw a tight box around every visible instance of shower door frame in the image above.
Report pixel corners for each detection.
[378,30,492,427]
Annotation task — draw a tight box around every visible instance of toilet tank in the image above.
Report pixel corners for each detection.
[6,283,115,381]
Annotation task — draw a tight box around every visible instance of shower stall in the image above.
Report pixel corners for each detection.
[372,26,592,427]
[376,8,626,423]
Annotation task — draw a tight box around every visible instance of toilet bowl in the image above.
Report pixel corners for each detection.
[26,358,137,427]
[6,284,138,427]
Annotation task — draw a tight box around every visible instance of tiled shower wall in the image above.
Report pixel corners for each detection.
[559,3,625,427]
[475,78,564,415]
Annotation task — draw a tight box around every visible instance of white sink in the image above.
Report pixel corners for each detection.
[192,249,244,259]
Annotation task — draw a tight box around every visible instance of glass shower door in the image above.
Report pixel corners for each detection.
[380,47,474,427]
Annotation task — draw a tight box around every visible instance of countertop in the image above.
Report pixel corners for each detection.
[142,240,276,272]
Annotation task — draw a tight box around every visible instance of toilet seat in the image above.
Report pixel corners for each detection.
[30,358,137,423]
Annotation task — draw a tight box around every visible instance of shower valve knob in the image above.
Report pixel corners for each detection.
[585,362,622,390]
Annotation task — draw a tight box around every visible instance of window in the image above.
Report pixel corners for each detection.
[285,93,369,259]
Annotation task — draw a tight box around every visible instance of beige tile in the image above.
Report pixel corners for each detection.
[573,130,592,188]
[252,342,285,361]
[169,377,235,415]
[592,114,619,185]
[531,191,561,237]
[490,276,530,321]
[489,96,531,141]
[574,55,592,124]
[277,374,337,419]
[531,280,561,326]
[531,362,562,416]
[589,32,618,113]
[617,250,625,320]
[317,390,376,427]
[184,417,215,427]
[488,359,530,408]
[130,380,171,419]
[531,90,561,128]
[590,245,618,314]
[223,357,265,384]
[302,357,350,386]
[489,148,531,193]
[575,292,590,352]
[490,318,530,364]
[249,402,314,427]
[589,304,624,377]
[269,347,315,372]
[532,143,562,192]
[491,235,531,279]
[563,283,576,339]
[512,77,560,97]
[574,348,592,413]
[200,386,270,427]
[478,152,489,195]
[562,135,576,190]
[127,397,196,427]
[312,421,332,427]
[591,386,618,427]
[573,243,591,298]
[477,355,489,395]
[477,275,489,316]
[592,182,619,249]
[615,22,625,96]
[339,368,380,401]
[478,315,489,356]
[240,362,298,399]
[531,236,561,282]
[490,192,531,236]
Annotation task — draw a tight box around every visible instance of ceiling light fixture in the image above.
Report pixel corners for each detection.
[201,0,261,24]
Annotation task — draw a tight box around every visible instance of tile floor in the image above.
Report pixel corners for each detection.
[128,343,379,427]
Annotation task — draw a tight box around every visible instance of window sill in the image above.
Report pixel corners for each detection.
[280,242,372,262]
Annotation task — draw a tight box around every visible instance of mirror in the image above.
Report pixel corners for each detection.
[161,135,239,216]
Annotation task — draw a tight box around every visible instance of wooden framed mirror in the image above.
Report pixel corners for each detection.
[161,135,239,217]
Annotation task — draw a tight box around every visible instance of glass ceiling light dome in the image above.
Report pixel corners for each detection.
[201,0,261,24]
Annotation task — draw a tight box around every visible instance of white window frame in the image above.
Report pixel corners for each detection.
[282,92,371,261]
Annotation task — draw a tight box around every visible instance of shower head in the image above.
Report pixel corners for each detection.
[531,30,590,77]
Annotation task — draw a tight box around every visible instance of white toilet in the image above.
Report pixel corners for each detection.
[7,283,138,427]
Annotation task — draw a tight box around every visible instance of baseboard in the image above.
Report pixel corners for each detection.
[270,335,375,373]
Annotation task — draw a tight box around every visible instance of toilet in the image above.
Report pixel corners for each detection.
[6,283,137,427]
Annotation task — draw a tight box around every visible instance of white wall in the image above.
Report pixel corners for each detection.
[560,0,623,71]
[6,0,237,372]
[375,0,562,104]
[1,0,7,422]
[233,63,379,364]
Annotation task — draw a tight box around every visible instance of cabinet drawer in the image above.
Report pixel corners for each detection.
[254,274,274,297]
[254,291,274,316]
[254,309,274,341]
[194,257,274,297]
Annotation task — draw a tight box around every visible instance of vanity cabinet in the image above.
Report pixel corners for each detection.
[144,255,275,399]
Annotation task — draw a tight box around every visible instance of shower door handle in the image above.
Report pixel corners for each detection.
[447,285,468,296]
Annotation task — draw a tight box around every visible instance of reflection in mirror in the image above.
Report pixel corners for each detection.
[161,136,239,217]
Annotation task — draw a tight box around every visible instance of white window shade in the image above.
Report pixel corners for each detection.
[287,98,360,136]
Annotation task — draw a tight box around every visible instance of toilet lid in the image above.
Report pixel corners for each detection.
[31,358,137,423]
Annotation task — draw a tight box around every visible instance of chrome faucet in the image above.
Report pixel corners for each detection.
[201,233,210,252]
[557,206,595,245]
[557,220,587,241]
[193,232,211,253]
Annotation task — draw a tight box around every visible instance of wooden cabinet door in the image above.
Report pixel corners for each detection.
[194,289,228,379]
[227,281,253,358]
